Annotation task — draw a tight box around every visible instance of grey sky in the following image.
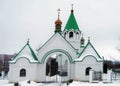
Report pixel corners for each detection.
[0,0,120,59]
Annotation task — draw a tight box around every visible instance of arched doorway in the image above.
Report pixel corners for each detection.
[42,49,72,82]
[86,67,92,76]
[46,57,58,76]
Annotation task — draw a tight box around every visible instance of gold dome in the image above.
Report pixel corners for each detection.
[55,19,62,25]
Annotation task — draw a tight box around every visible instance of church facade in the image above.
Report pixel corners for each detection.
[8,8,103,82]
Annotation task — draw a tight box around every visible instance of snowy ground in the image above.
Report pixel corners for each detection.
[0,79,120,86]
[0,73,120,86]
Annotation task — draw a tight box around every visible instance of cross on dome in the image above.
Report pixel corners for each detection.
[55,8,62,25]
[57,8,61,19]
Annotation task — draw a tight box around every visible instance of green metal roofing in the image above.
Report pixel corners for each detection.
[78,41,102,59]
[64,11,79,31]
[28,43,38,61]
[11,41,38,61]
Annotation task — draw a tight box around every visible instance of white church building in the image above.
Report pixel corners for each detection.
[8,7,103,83]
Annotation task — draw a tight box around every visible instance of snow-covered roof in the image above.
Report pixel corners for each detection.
[9,41,38,63]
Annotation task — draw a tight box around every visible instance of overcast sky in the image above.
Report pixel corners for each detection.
[0,0,120,60]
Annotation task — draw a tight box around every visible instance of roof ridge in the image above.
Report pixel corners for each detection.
[78,41,101,59]
[11,43,28,60]
[37,32,77,51]
[28,43,38,61]
[11,42,38,61]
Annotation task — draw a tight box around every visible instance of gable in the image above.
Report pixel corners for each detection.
[37,33,76,52]
[37,33,77,62]
[75,41,103,62]
[9,42,38,64]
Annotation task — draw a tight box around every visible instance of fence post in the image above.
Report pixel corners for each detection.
[89,70,94,83]
[107,69,112,83]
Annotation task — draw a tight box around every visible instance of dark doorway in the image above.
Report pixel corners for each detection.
[46,57,58,76]
[86,67,92,75]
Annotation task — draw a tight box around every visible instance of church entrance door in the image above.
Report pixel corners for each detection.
[45,53,69,82]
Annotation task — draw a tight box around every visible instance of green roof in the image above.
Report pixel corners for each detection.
[78,41,102,59]
[64,10,79,31]
[28,43,38,61]
[11,41,38,61]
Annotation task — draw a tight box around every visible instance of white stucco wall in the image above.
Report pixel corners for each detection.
[37,34,77,63]
[8,58,37,82]
[69,63,75,79]
[63,30,81,49]
[36,64,46,82]
[75,56,103,81]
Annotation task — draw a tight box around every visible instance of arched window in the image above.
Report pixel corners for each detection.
[69,32,73,38]
[86,67,92,75]
[20,69,26,77]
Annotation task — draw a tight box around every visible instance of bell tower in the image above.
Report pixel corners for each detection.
[63,5,81,49]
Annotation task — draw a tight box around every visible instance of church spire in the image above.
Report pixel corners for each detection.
[64,5,79,31]
[55,9,62,33]
[71,4,74,13]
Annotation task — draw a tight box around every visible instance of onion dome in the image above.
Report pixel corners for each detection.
[81,37,85,45]
[80,33,85,48]
[55,18,62,25]
[54,9,62,33]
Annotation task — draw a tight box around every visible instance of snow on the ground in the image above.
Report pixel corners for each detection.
[68,81,120,86]
[19,80,43,86]
[0,79,120,86]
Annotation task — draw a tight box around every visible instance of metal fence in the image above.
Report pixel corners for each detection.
[93,71,102,81]
[111,72,120,81]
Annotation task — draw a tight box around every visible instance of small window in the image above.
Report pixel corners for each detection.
[20,69,26,77]
[86,67,91,75]
[69,32,73,38]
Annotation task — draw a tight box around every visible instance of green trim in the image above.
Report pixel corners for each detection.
[37,32,77,51]
[75,55,103,62]
[78,41,102,59]
[64,11,79,31]
[60,33,77,50]
[9,57,38,64]
[28,44,38,61]
[10,42,38,62]
[40,49,73,64]
[11,43,28,60]
[80,45,84,48]
[37,33,55,51]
